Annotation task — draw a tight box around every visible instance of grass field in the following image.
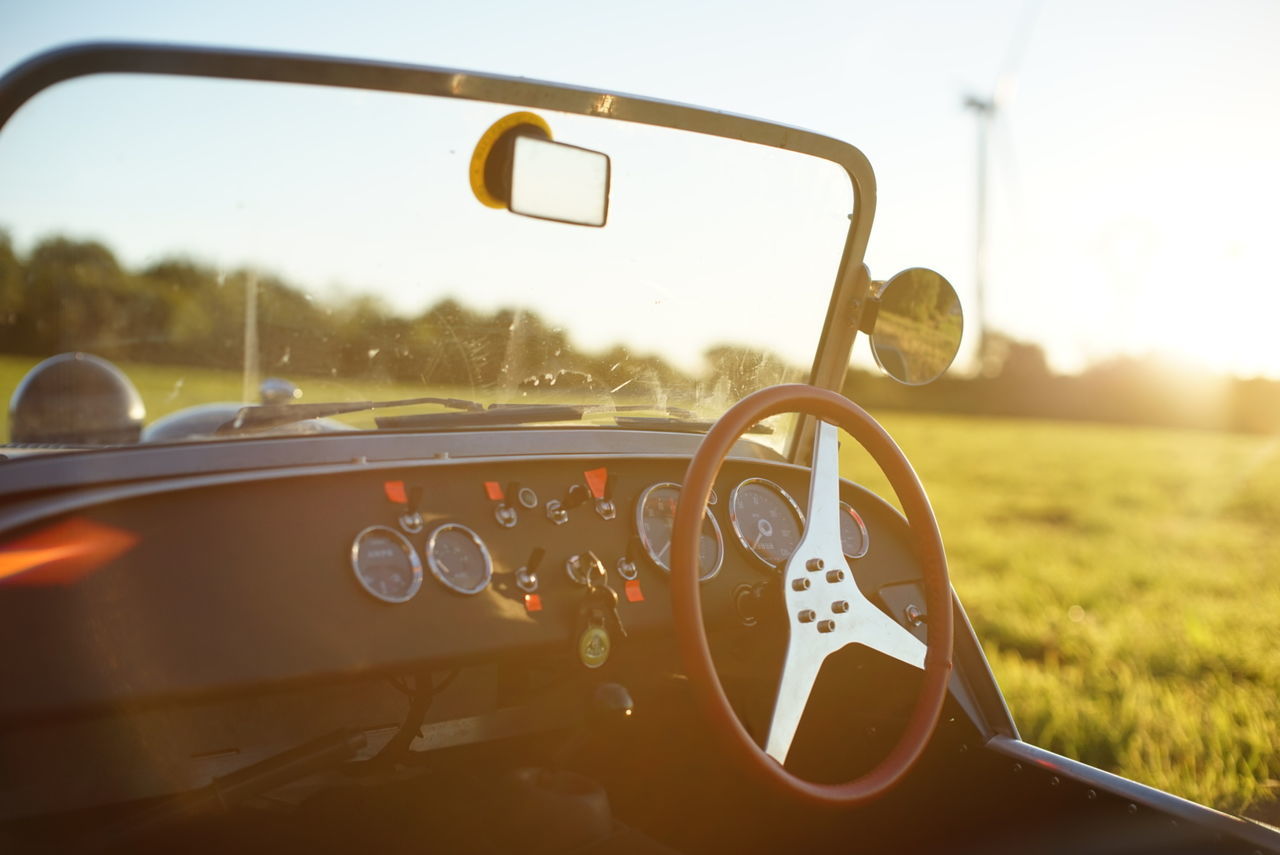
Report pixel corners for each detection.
[0,355,429,437]
[843,412,1280,818]
[3,355,1277,818]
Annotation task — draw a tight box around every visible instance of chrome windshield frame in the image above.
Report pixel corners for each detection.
[0,42,878,465]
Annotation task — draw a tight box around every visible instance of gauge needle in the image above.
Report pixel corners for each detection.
[657,541,671,561]
[753,518,772,549]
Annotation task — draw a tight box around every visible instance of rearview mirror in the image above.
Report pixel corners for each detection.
[870,268,963,385]
[509,135,610,227]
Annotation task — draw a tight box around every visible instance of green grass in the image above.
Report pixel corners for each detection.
[841,412,1280,817]
[0,354,460,435]
[4,354,1277,816]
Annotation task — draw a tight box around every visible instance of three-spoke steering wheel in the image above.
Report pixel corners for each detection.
[671,385,954,806]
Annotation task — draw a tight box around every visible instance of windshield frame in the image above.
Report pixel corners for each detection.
[0,42,878,465]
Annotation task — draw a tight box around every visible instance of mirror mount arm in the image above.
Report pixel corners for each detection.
[856,284,884,335]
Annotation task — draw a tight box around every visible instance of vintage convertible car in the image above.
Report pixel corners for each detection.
[0,44,1276,854]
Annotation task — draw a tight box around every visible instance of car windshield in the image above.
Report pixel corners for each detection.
[0,72,855,452]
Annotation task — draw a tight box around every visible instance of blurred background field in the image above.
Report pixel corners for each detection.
[842,411,1280,820]
[4,352,1277,820]
[0,354,430,437]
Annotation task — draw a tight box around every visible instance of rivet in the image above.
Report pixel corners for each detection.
[1127,804,1138,815]
[792,578,811,592]
[1049,776,1060,787]
[1086,789,1097,800]
[806,557,825,572]
[817,619,836,633]
[1012,763,1022,773]
[798,610,816,623]
[825,569,845,583]
[832,600,850,613]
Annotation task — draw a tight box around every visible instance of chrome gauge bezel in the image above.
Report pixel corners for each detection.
[635,481,724,583]
[728,477,806,570]
[425,522,493,595]
[350,524,424,604]
[840,501,870,560]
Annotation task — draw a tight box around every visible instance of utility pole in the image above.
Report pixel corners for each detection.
[242,274,259,404]
[964,94,994,374]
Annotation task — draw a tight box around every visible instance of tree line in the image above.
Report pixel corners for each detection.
[0,233,795,401]
[3,233,1278,433]
[845,334,1280,435]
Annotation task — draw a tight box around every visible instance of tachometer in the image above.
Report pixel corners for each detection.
[426,523,492,595]
[351,525,423,603]
[636,482,724,582]
[729,478,804,570]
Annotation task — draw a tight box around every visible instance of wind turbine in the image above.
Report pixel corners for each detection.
[964,0,1042,374]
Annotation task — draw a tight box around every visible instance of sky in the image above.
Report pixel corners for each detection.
[2,0,1279,377]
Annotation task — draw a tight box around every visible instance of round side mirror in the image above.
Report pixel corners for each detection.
[870,268,963,386]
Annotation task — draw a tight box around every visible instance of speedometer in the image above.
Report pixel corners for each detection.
[426,523,492,595]
[351,525,423,603]
[729,478,805,570]
[636,482,723,582]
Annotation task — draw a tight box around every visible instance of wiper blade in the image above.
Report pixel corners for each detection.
[614,416,774,435]
[218,395,485,434]
[376,404,586,429]
[374,403,725,431]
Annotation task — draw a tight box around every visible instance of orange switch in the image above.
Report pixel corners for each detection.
[584,467,608,500]
[383,480,408,504]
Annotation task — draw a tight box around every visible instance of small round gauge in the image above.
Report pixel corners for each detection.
[351,525,423,603]
[729,478,805,570]
[426,523,493,595]
[635,482,724,582]
[840,501,870,560]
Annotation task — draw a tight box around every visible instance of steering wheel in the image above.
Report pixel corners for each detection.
[671,384,954,806]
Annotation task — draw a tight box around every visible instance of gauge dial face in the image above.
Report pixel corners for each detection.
[635,482,723,582]
[730,478,805,569]
[351,525,423,603]
[426,523,492,595]
[840,502,870,560]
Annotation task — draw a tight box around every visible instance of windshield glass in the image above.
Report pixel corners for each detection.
[0,73,854,451]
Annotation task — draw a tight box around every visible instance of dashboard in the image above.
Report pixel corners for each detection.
[0,441,932,722]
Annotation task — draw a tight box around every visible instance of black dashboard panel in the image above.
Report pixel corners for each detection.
[0,453,927,720]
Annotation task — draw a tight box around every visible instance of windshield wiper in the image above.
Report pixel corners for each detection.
[614,415,773,435]
[376,403,588,429]
[216,395,486,434]
[219,398,755,434]
[376,402,697,430]
[373,403,776,432]
[377,402,699,430]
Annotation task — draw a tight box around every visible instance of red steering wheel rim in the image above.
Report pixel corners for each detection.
[671,384,954,806]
